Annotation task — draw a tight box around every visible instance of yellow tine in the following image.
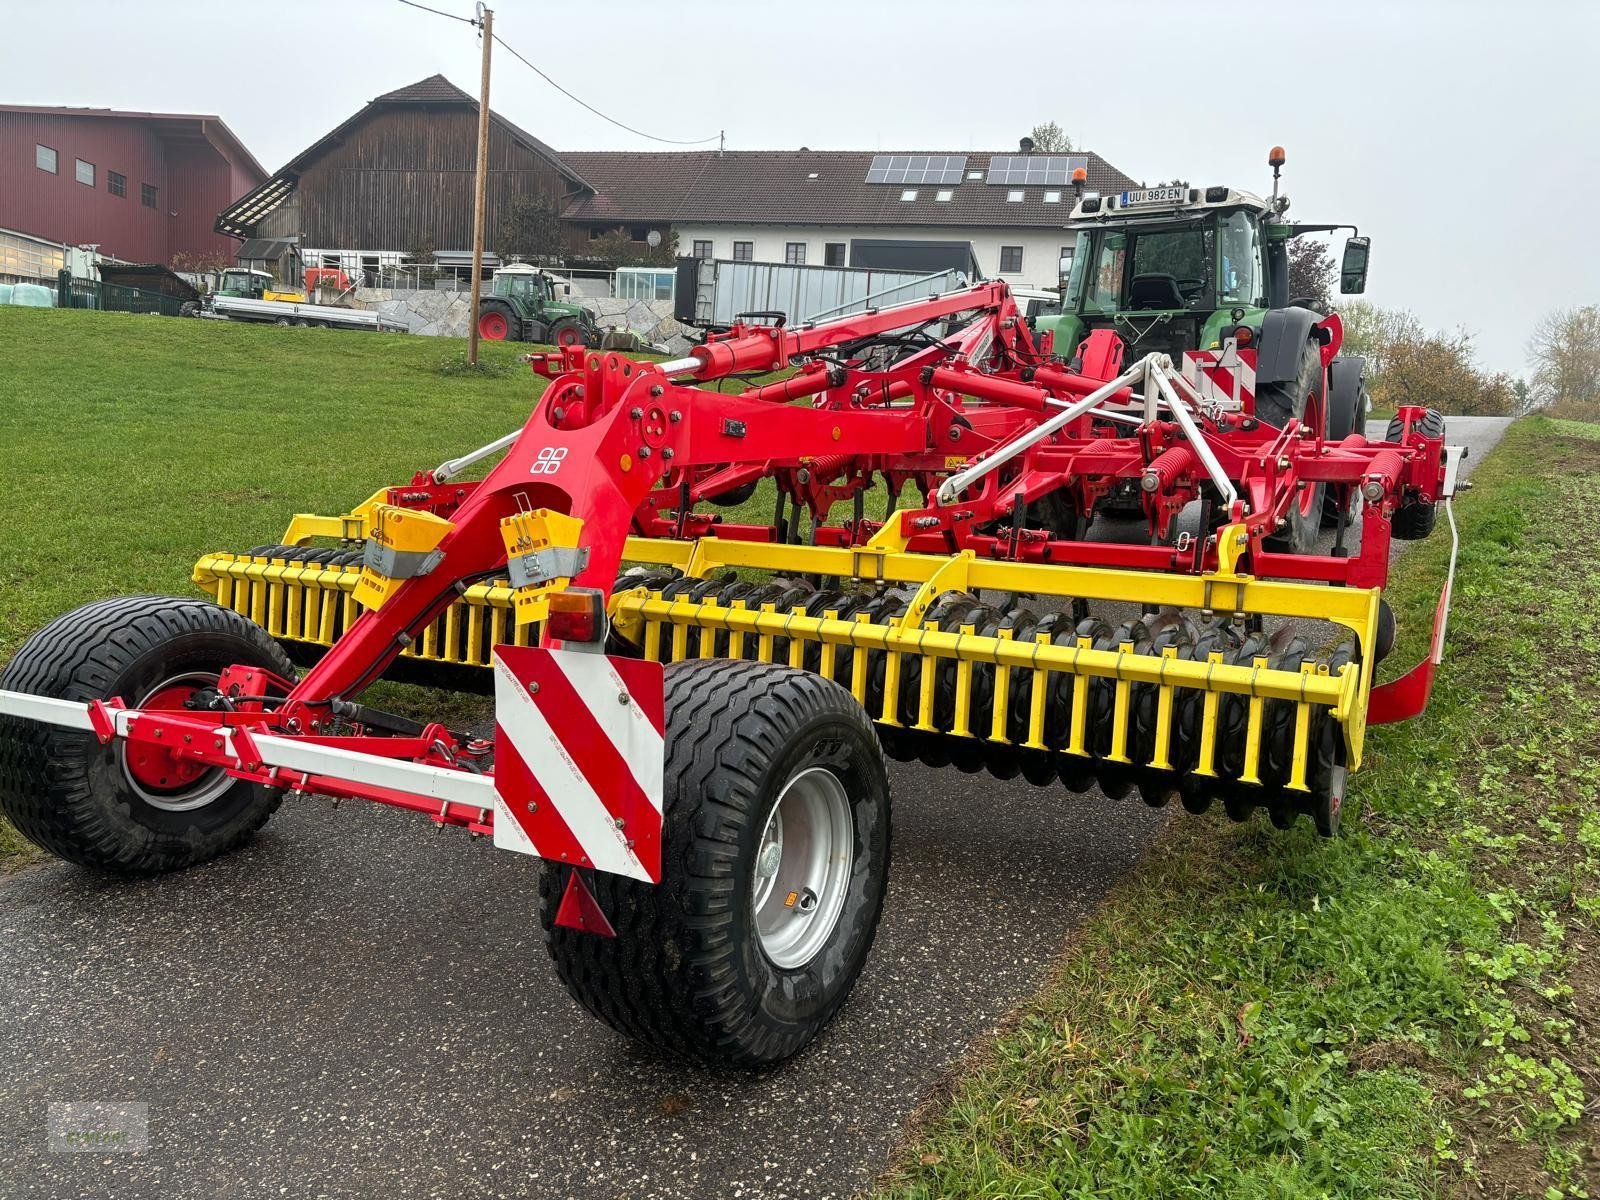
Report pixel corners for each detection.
[467,602,485,667]
[788,606,806,669]
[757,602,776,663]
[671,618,689,663]
[989,627,1013,744]
[1195,650,1223,778]
[819,611,839,680]
[914,622,938,732]
[445,602,461,663]
[952,623,975,738]
[729,599,748,659]
[1067,636,1091,758]
[1107,641,1133,764]
[1151,645,1178,771]
[1287,662,1318,793]
[1024,632,1050,751]
[1241,654,1268,786]
[850,613,869,706]
[881,647,904,726]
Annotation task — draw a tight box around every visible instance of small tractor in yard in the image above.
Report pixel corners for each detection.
[476,262,600,347]
[0,148,1465,1067]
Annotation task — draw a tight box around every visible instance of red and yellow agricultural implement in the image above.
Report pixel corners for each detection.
[0,265,1461,1064]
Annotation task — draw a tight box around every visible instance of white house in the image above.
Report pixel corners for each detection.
[558,145,1143,290]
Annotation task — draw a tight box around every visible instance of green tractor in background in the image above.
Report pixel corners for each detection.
[476,263,601,347]
[1036,148,1375,538]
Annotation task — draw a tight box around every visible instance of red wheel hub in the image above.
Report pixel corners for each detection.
[123,683,208,791]
[556,325,581,347]
[480,311,509,341]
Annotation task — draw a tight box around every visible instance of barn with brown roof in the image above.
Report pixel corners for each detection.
[215,74,1141,289]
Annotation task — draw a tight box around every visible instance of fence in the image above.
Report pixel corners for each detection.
[57,273,187,318]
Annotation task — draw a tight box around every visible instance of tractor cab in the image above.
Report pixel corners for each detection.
[1039,168,1371,365]
[217,268,273,299]
[491,264,559,306]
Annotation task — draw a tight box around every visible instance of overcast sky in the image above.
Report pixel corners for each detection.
[9,0,1596,373]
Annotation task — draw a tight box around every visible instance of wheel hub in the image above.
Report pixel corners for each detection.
[750,767,854,970]
[118,673,234,812]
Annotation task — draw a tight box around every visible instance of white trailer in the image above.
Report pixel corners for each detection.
[210,295,395,332]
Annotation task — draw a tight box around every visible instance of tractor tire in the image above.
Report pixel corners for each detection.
[540,659,891,1066]
[478,304,516,342]
[179,300,200,319]
[547,319,586,349]
[1385,409,1446,540]
[0,596,296,874]
[1322,356,1370,527]
[1256,339,1328,553]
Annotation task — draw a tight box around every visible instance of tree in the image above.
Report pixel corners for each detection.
[496,193,566,262]
[1527,304,1600,418]
[169,250,232,275]
[1027,121,1072,153]
[583,229,679,268]
[1286,236,1335,308]
[404,235,439,288]
[1337,300,1514,416]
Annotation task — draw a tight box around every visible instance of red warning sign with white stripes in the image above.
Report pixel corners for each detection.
[491,646,664,883]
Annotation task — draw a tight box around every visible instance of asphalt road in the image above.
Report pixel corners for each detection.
[0,416,1511,1200]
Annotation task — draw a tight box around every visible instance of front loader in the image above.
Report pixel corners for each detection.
[0,210,1463,1064]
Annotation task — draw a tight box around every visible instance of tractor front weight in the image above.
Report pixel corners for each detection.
[0,279,1461,1065]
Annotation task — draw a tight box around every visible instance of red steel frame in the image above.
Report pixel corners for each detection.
[63,282,1451,833]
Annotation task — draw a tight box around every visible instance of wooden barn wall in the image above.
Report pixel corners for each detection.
[295,107,576,250]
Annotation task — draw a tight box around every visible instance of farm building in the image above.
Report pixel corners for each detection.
[559,146,1142,290]
[0,104,264,274]
[215,73,1142,291]
[216,75,591,284]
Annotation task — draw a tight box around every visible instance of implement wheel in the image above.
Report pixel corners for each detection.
[539,659,891,1066]
[0,597,295,874]
[1257,338,1328,553]
[1386,409,1446,539]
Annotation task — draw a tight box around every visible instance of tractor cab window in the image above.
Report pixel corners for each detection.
[1126,225,1211,310]
[494,273,532,299]
[1218,210,1262,305]
[1083,233,1126,313]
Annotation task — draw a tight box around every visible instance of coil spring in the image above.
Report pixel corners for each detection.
[612,566,1349,835]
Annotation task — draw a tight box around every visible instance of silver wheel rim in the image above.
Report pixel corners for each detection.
[751,766,854,970]
[117,672,235,812]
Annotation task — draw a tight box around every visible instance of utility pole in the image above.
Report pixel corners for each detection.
[467,4,494,366]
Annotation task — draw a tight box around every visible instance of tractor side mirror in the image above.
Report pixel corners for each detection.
[1340,236,1370,295]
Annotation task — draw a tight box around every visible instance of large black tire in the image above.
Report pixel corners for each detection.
[0,597,296,873]
[540,659,891,1066]
[546,318,589,349]
[1321,356,1370,527]
[1256,339,1328,553]
[1385,409,1446,540]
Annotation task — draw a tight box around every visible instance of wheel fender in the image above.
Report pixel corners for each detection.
[1254,306,1322,384]
[1327,355,1368,440]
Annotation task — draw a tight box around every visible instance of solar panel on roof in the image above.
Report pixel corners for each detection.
[984,155,1089,186]
[864,154,968,185]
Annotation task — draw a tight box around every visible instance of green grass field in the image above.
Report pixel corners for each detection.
[880,417,1600,1198]
[0,308,550,866]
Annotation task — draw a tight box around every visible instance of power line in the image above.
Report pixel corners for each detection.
[394,0,474,24]
[491,32,721,146]
[391,0,720,147]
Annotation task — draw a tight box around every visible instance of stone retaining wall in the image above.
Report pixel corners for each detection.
[351,289,693,353]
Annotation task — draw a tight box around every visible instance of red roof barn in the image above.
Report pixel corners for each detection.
[0,104,265,266]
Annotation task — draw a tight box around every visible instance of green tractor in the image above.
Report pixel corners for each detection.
[1036,147,1375,534]
[476,264,600,347]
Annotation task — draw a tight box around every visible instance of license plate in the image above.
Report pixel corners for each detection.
[1120,186,1187,206]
